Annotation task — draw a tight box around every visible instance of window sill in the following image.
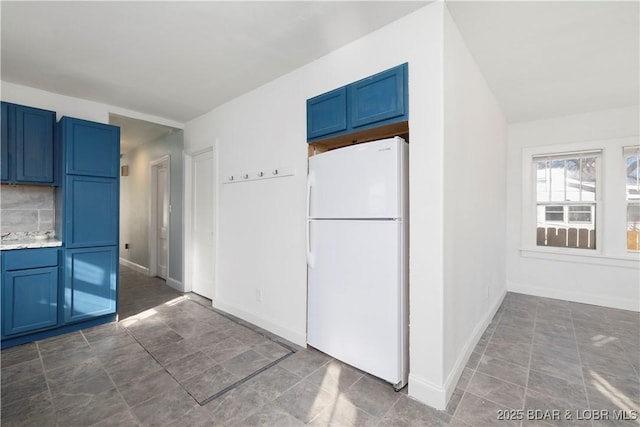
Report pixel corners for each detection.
[519,248,640,269]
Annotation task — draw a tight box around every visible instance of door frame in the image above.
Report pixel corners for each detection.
[183,146,216,302]
[149,155,171,280]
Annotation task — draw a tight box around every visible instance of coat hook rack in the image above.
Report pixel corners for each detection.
[224,167,294,184]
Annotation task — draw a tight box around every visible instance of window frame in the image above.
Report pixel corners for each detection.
[530,150,602,253]
[624,145,640,253]
[520,138,640,268]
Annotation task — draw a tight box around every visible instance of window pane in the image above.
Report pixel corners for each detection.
[568,205,592,223]
[565,159,581,201]
[536,161,549,202]
[537,204,596,249]
[626,155,639,200]
[533,152,598,250]
[545,206,563,222]
[550,159,566,201]
[627,204,640,252]
[581,157,597,201]
[546,212,564,221]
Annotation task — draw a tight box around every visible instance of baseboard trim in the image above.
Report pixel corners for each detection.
[507,281,639,312]
[442,290,506,404]
[408,373,447,410]
[166,277,183,293]
[408,291,506,410]
[214,300,306,347]
[119,258,149,275]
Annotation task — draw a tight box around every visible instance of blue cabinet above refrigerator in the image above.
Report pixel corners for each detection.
[306,63,408,144]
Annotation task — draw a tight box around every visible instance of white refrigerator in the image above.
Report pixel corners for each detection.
[306,136,409,390]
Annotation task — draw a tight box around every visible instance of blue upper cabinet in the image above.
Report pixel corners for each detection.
[60,117,120,248]
[1,103,8,181]
[349,64,407,129]
[15,105,56,183]
[306,63,408,142]
[307,87,347,140]
[1,102,56,184]
[61,117,120,178]
[65,175,118,248]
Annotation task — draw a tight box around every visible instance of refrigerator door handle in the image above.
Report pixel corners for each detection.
[306,174,312,220]
[306,219,314,268]
[306,175,315,268]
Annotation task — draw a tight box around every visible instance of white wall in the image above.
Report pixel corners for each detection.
[120,131,184,286]
[185,3,448,408]
[442,7,508,404]
[1,81,183,129]
[506,106,640,311]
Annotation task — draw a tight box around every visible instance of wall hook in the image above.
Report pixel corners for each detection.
[229,175,234,181]
[242,174,249,179]
[272,169,279,175]
[257,171,264,177]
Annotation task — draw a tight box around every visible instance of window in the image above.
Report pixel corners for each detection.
[625,146,640,252]
[534,151,600,249]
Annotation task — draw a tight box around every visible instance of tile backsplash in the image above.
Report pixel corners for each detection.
[1,185,55,234]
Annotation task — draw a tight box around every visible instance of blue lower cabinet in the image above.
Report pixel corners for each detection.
[64,246,117,323]
[3,267,58,337]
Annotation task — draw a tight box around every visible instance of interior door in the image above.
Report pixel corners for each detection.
[156,163,169,279]
[191,150,214,299]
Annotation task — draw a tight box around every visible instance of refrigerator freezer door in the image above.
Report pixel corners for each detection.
[307,219,405,385]
[308,137,405,219]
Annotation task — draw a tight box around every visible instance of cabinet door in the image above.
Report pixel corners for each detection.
[307,87,347,141]
[65,175,118,248]
[349,63,407,129]
[64,246,117,323]
[3,267,58,336]
[15,105,55,183]
[1,102,8,182]
[62,117,120,178]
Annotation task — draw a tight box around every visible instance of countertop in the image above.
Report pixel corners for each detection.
[0,238,63,251]
[1,231,62,251]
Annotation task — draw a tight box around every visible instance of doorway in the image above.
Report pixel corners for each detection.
[189,148,214,300]
[149,155,170,280]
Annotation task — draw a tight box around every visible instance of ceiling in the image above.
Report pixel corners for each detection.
[1,1,427,123]
[446,1,639,123]
[1,1,637,144]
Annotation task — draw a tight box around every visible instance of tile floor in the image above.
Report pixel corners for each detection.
[1,267,638,426]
